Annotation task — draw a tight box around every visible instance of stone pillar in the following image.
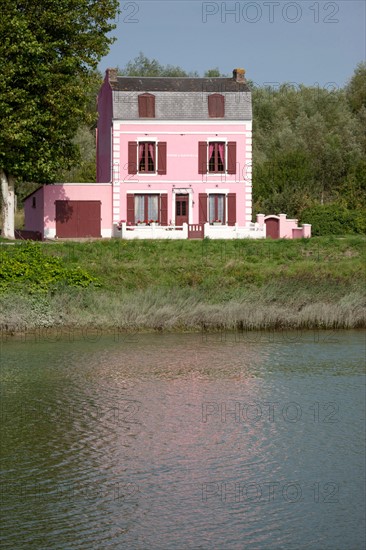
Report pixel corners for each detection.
[256,213,265,225]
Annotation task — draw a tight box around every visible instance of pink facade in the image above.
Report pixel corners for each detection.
[110,122,252,227]
[94,69,255,234]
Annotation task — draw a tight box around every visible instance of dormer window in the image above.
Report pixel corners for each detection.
[208,94,224,118]
[138,93,155,118]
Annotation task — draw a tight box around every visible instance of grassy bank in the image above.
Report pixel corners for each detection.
[0,236,365,333]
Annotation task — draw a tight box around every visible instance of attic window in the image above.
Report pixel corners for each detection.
[138,93,155,118]
[32,197,36,208]
[208,94,224,118]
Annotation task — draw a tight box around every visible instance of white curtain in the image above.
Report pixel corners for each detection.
[217,195,224,222]
[209,194,225,223]
[134,195,144,223]
[148,195,159,221]
[209,195,215,223]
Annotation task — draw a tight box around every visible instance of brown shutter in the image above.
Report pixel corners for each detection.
[199,193,208,224]
[138,95,147,117]
[147,95,155,118]
[227,141,236,174]
[198,142,207,174]
[208,94,224,117]
[227,193,236,226]
[160,193,168,225]
[217,94,224,117]
[208,95,214,117]
[128,141,137,174]
[127,194,135,224]
[157,142,167,174]
[138,94,155,118]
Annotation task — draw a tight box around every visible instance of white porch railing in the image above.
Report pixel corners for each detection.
[119,222,188,239]
[116,222,265,239]
[203,222,266,239]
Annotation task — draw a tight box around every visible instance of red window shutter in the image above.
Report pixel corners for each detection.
[227,142,236,174]
[199,193,208,223]
[157,142,167,174]
[160,194,168,225]
[138,95,147,117]
[128,142,137,174]
[217,95,224,117]
[227,193,236,226]
[208,95,214,117]
[138,93,155,118]
[198,142,207,174]
[127,194,135,224]
[147,95,155,118]
[208,94,224,117]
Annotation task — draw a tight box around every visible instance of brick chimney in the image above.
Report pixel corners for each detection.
[233,68,246,83]
[107,68,118,82]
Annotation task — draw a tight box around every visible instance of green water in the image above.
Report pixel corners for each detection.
[0,330,365,549]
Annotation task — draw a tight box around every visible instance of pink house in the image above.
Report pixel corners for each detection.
[24,68,310,239]
[97,67,264,239]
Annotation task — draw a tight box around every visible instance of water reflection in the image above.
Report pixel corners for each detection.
[0,331,365,549]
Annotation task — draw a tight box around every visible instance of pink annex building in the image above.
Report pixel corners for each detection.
[24,68,310,239]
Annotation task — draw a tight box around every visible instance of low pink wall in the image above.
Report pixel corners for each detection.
[292,228,303,238]
[279,215,298,238]
[279,215,311,238]
[258,214,312,239]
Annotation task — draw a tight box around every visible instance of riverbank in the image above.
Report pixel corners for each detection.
[1,236,365,333]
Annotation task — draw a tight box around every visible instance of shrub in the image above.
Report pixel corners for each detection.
[0,242,100,293]
[301,204,366,236]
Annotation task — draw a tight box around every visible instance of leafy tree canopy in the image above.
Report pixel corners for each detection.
[0,0,119,184]
[346,61,366,113]
[117,52,228,78]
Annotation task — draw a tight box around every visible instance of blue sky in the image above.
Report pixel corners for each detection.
[99,1,365,87]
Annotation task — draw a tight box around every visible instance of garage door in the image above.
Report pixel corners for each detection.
[55,201,101,238]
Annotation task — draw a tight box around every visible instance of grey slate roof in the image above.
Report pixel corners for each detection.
[111,77,252,121]
[111,76,251,93]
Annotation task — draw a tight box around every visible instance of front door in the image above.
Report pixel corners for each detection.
[175,194,189,226]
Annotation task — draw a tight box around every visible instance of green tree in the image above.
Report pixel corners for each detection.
[118,52,198,78]
[252,77,365,222]
[0,0,119,238]
[204,68,227,77]
[346,62,366,113]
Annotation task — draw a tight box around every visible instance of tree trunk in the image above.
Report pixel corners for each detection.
[0,169,15,239]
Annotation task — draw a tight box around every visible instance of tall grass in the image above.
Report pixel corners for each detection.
[1,287,365,334]
[1,236,365,333]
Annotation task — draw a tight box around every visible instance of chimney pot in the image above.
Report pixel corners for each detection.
[233,68,246,83]
[107,68,118,82]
